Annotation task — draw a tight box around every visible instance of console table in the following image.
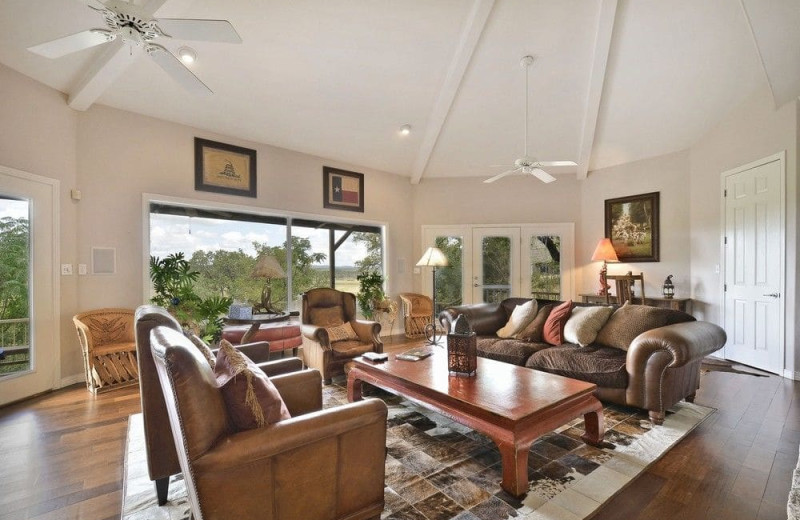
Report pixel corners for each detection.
[579,293,692,313]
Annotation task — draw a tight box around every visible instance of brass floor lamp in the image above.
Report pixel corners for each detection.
[416,246,449,345]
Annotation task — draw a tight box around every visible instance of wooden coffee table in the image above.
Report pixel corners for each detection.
[347,349,605,498]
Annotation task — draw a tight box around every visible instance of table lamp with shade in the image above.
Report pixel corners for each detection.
[591,238,618,296]
[416,246,449,345]
[252,254,286,314]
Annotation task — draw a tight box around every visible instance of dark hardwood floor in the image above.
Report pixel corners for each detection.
[0,335,797,520]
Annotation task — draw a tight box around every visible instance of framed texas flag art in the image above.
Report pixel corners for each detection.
[323,166,364,212]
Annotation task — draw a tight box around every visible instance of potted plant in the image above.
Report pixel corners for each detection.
[149,252,232,342]
[356,271,387,319]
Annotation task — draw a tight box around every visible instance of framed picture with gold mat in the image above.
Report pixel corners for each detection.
[323,166,364,212]
[194,138,257,198]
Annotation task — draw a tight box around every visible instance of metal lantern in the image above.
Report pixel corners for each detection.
[447,315,477,377]
[663,274,675,299]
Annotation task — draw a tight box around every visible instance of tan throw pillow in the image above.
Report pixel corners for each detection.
[326,322,359,342]
[595,302,672,351]
[542,300,574,346]
[516,303,554,342]
[309,306,344,327]
[186,332,216,369]
[563,306,614,346]
[214,340,291,430]
[496,300,538,338]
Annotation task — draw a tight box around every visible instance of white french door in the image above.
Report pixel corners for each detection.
[422,224,574,307]
[0,166,59,406]
[722,154,784,374]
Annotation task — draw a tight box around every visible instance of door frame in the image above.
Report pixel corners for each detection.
[0,164,60,403]
[718,151,785,370]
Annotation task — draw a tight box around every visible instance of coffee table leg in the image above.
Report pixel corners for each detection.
[347,369,364,402]
[496,439,534,498]
[581,407,605,446]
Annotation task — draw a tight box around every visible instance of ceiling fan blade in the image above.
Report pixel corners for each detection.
[28,29,113,59]
[536,160,577,167]
[147,45,212,94]
[155,19,242,43]
[530,168,557,184]
[484,168,521,184]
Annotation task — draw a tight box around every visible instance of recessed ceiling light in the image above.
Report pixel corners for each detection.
[400,124,411,136]
[178,47,196,64]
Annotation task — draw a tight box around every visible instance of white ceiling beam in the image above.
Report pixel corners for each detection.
[576,0,618,180]
[68,38,140,111]
[410,0,495,185]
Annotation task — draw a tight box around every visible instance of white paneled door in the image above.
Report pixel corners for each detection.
[722,155,784,374]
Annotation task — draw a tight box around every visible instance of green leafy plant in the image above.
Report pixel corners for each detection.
[149,253,232,342]
[356,271,386,319]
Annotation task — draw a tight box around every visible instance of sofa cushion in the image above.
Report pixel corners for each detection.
[186,332,217,368]
[516,303,554,342]
[215,340,291,430]
[525,344,628,389]
[563,306,614,347]
[594,302,695,351]
[331,340,374,359]
[497,300,538,338]
[476,337,550,366]
[543,300,573,346]
[326,322,359,342]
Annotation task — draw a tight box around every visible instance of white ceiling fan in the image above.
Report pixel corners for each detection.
[484,55,576,184]
[27,0,242,110]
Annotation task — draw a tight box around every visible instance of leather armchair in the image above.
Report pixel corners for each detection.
[150,325,388,520]
[134,305,303,505]
[301,288,383,384]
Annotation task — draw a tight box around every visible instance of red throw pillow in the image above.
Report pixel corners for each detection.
[542,300,574,346]
[215,340,291,430]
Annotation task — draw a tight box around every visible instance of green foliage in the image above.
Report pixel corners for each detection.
[353,232,382,275]
[434,236,463,312]
[356,271,385,319]
[149,253,232,342]
[0,217,29,320]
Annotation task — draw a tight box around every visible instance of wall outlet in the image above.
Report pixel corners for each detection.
[61,264,73,276]
[78,264,87,275]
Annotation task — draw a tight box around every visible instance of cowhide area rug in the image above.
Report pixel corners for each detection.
[122,384,713,520]
[790,446,800,520]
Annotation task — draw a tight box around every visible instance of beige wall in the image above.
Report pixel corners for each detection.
[688,86,798,375]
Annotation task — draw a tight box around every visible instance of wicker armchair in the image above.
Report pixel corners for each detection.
[73,308,138,393]
[399,293,437,338]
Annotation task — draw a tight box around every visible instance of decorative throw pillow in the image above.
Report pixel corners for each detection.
[309,306,344,328]
[326,322,359,342]
[516,303,555,342]
[595,302,675,351]
[185,332,216,369]
[214,340,291,430]
[542,300,574,346]
[563,306,614,347]
[497,300,539,338]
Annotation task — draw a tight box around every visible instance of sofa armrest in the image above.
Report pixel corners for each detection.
[257,357,303,377]
[194,399,387,471]
[627,321,727,372]
[351,320,383,352]
[233,341,271,363]
[439,302,507,336]
[301,324,330,348]
[270,369,323,416]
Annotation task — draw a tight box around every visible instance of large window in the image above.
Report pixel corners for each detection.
[149,203,383,313]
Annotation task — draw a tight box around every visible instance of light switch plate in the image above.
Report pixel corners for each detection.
[78,264,87,275]
[61,264,73,275]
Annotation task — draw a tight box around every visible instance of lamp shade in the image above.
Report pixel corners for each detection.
[416,247,449,268]
[252,254,286,279]
[591,238,619,263]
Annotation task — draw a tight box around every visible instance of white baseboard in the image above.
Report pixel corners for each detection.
[59,373,85,388]
[783,369,800,381]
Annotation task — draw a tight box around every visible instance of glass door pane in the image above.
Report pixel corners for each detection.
[529,235,561,300]
[433,236,463,314]
[0,197,30,376]
[472,228,519,303]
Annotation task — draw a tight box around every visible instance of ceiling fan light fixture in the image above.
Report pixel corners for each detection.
[178,46,196,64]
[399,124,411,136]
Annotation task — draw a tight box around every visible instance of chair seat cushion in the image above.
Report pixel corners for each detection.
[215,340,291,430]
[525,344,628,389]
[331,340,374,359]
[476,337,549,366]
[94,341,136,355]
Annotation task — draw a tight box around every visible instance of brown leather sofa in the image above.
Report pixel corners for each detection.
[440,298,727,424]
[134,305,304,505]
[149,325,388,520]
[301,288,383,384]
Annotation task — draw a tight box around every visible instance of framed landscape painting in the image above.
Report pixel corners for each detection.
[604,191,660,262]
[323,166,364,212]
[194,138,257,198]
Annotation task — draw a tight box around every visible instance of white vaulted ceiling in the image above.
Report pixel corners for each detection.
[0,0,797,183]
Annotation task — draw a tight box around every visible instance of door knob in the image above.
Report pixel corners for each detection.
[763,292,780,298]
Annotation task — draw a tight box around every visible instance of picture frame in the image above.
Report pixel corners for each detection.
[323,166,364,212]
[194,138,257,198]
[604,191,660,262]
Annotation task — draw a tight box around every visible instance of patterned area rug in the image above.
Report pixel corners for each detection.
[790,446,800,520]
[122,384,713,520]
